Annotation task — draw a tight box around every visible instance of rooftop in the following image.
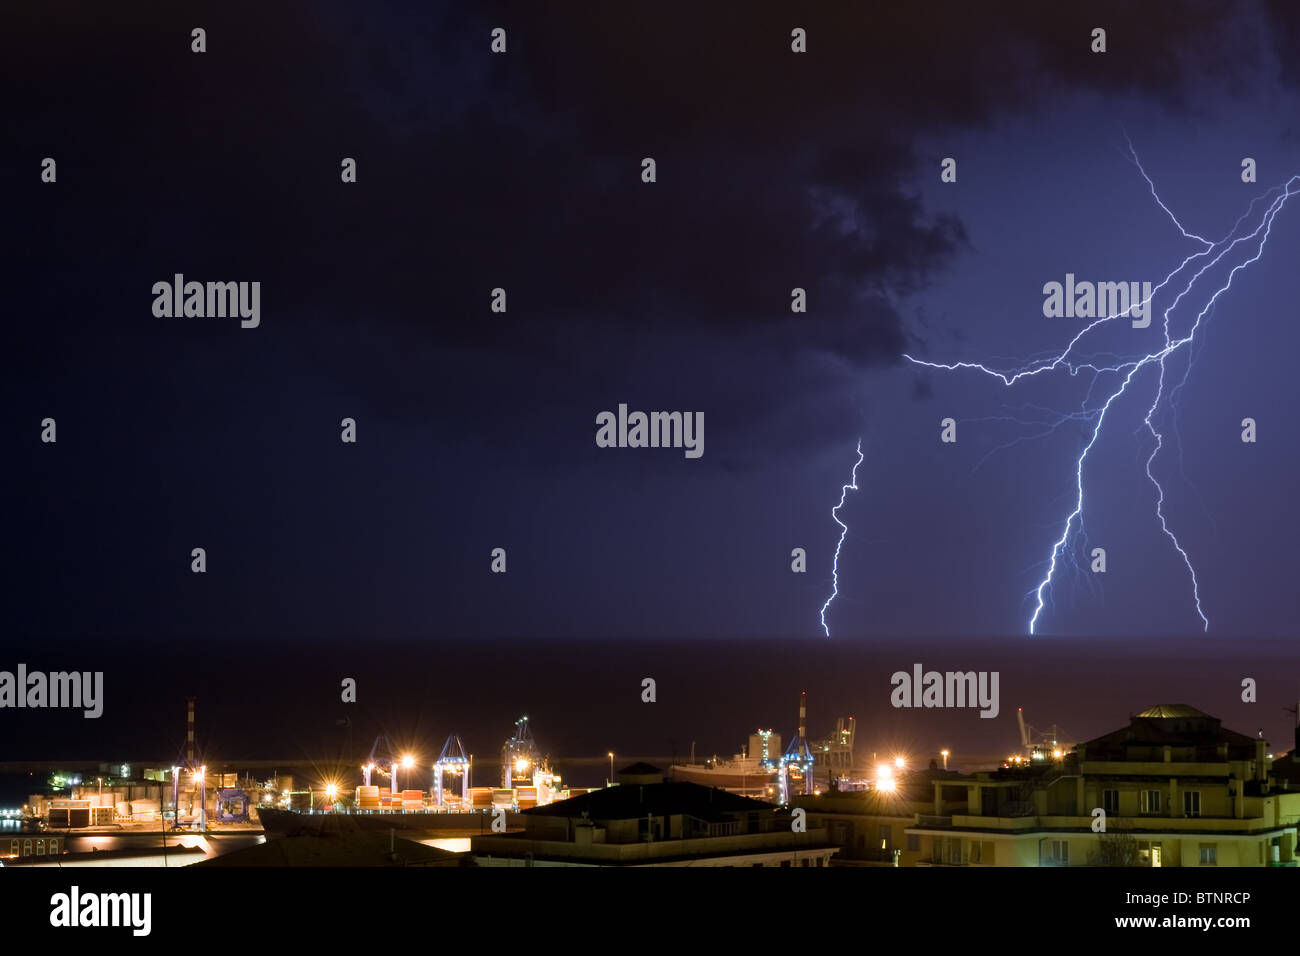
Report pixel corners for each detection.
[1134,704,1210,719]
[1081,705,1262,762]
[523,780,775,824]
[198,831,462,867]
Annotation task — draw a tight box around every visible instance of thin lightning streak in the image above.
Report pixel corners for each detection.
[1124,131,1214,247]
[904,142,1298,635]
[901,171,1281,387]
[1144,360,1209,631]
[820,439,864,637]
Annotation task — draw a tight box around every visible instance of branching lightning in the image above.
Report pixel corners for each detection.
[820,439,864,637]
[903,146,1298,635]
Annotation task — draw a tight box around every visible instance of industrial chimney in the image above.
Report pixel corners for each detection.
[186,697,196,767]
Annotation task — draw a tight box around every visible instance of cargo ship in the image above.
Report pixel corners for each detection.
[254,806,517,837]
[668,730,782,799]
[667,754,779,795]
[255,773,582,838]
[258,717,593,838]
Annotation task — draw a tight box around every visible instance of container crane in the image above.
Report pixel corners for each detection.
[1012,707,1071,764]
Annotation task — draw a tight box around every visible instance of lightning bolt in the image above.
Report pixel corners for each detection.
[820,439,864,637]
[903,145,1298,635]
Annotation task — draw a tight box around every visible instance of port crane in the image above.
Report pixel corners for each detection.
[502,715,542,789]
[434,734,471,807]
[1014,707,1072,763]
[362,734,412,793]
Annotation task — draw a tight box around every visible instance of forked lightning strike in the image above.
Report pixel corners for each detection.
[820,439,863,637]
[903,146,1298,634]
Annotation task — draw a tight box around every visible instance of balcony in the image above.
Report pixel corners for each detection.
[915,814,951,828]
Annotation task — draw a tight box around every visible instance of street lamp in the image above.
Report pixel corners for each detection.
[940,749,949,770]
[394,754,414,795]
[607,752,615,785]
[193,766,206,830]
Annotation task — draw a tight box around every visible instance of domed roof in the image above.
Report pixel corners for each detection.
[1136,704,1208,719]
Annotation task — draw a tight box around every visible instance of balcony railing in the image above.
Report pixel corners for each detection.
[915,814,952,827]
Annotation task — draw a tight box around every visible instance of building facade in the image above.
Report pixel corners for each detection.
[906,705,1300,866]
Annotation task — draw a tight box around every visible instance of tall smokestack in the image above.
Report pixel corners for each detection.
[186,697,195,767]
[799,691,806,740]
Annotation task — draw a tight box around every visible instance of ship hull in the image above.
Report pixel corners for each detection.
[255,807,523,838]
[668,764,778,794]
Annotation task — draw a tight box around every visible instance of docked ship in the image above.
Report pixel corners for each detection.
[668,730,782,798]
[669,697,857,801]
[255,805,509,838]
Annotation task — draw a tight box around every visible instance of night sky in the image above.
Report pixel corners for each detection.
[4,2,1300,767]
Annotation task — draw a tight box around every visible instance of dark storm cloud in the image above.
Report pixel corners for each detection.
[4,1,1295,648]
[1264,0,1300,90]
[0,0,1275,449]
[5,2,1260,368]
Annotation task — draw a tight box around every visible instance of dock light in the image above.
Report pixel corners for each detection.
[515,757,530,774]
[878,777,897,793]
[325,784,338,801]
[894,756,905,769]
[1052,749,1062,759]
[940,749,949,770]
[402,755,414,769]
[876,763,892,779]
